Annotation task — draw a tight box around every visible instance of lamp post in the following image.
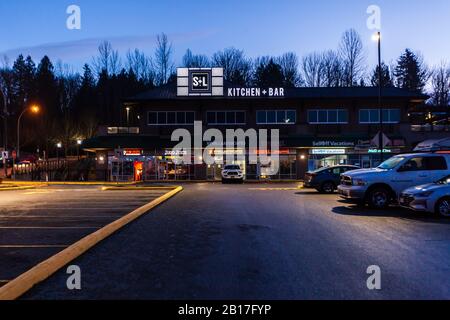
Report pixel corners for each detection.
[17,104,40,160]
[76,139,82,160]
[126,107,131,128]
[0,86,7,153]
[372,31,384,164]
[56,142,62,163]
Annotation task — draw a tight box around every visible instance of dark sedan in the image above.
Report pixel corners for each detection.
[304,165,360,194]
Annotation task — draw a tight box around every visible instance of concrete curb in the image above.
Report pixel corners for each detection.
[0,186,183,300]
[0,184,48,192]
[101,186,178,191]
[3,181,137,186]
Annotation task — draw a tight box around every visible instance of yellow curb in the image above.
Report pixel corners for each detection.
[0,184,48,191]
[101,186,178,191]
[0,186,183,300]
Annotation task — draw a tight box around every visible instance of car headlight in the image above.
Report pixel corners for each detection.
[353,179,367,186]
[416,191,434,197]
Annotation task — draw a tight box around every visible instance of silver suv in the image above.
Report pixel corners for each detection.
[338,153,450,209]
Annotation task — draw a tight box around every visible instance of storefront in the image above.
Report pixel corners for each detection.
[82,67,428,182]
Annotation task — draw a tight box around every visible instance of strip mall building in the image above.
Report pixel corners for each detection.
[82,67,439,182]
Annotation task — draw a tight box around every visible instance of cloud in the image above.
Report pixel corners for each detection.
[0,31,216,68]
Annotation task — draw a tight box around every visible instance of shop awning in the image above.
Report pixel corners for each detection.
[82,135,177,152]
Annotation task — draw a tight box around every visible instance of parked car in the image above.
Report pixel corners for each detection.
[304,165,360,193]
[222,164,244,184]
[338,153,450,209]
[399,175,450,217]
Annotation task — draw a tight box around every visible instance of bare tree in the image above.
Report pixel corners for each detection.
[276,52,301,87]
[182,49,210,68]
[431,62,450,107]
[126,49,154,84]
[154,33,174,86]
[212,48,252,86]
[321,50,344,87]
[92,41,121,76]
[339,29,366,86]
[301,52,324,87]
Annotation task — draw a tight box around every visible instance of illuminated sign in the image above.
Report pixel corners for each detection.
[123,149,143,156]
[227,87,285,98]
[368,149,392,154]
[165,150,188,156]
[311,149,346,155]
[313,141,355,147]
[190,71,210,93]
[177,68,224,97]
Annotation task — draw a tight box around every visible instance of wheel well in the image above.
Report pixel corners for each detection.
[365,183,396,201]
[435,196,450,211]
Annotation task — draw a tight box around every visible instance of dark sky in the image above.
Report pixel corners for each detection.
[0,0,449,71]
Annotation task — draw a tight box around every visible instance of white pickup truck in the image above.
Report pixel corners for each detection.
[338,153,450,209]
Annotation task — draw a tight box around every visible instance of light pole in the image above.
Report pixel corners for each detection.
[372,31,384,163]
[0,86,7,158]
[126,107,131,128]
[76,139,83,160]
[56,142,62,163]
[17,104,40,160]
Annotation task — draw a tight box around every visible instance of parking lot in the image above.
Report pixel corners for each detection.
[17,183,450,300]
[0,186,170,289]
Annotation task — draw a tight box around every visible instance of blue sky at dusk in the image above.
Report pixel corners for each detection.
[0,0,449,72]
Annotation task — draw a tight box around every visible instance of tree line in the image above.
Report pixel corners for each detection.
[0,29,449,158]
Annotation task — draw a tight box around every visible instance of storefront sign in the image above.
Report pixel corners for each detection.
[177,68,224,97]
[311,149,346,155]
[227,87,285,98]
[312,141,355,148]
[123,149,143,156]
[368,149,393,154]
[165,150,188,156]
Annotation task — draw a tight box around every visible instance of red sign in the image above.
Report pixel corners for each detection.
[124,149,142,156]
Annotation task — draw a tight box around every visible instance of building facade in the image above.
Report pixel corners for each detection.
[82,67,444,182]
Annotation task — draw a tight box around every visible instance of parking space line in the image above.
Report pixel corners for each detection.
[0,216,123,219]
[0,227,101,230]
[0,245,68,248]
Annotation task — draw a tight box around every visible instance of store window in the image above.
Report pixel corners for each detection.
[308,109,348,124]
[207,111,246,125]
[148,111,195,125]
[256,110,296,124]
[359,109,400,124]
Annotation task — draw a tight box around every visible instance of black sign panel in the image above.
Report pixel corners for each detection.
[189,70,212,94]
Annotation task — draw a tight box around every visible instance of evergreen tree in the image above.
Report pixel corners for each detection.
[394,49,428,92]
[371,63,393,87]
[253,59,284,87]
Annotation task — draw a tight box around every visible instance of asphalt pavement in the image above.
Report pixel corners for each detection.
[16,183,450,299]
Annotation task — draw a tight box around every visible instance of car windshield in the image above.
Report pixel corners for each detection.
[224,165,240,170]
[310,167,330,173]
[377,157,405,170]
[436,175,450,185]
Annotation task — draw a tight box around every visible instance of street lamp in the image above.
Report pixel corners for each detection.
[372,31,384,163]
[126,107,131,128]
[56,142,62,162]
[0,86,7,153]
[17,104,40,160]
[76,139,83,160]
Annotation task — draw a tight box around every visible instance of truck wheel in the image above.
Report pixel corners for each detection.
[367,187,390,209]
[435,197,450,218]
[320,181,336,194]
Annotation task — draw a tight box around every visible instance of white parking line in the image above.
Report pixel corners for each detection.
[0,245,68,248]
[0,227,100,230]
